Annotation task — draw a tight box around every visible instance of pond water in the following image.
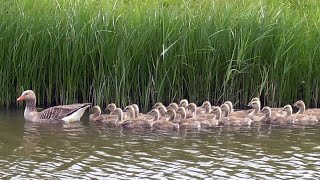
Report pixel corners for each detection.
[0,109,319,179]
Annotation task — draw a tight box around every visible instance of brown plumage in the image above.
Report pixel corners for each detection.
[294,100,320,121]
[217,105,252,126]
[260,106,293,125]
[283,104,318,124]
[89,106,117,125]
[148,109,179,130]
[176,107,201,129]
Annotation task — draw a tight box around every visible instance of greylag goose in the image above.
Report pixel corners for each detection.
[111,108,152,129]
[282,104,318,124]
[294,100,320,119]
[260,106,293,125]
[17,90,90,123]
[212,106,252,126]
[89,106,117,124]
[176,107,201,129]
[148,109,179,130]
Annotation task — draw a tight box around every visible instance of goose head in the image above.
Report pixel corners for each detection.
[201,101,211,113]
[147,109,160,121]
[179,99,188,107]
[106,103,117,114]
[123,106,136,118]
[176,107,187,119]
[293,100,305,114]
[282,105,293,116]
[157,105,167,115]
[152,102,164,109]
[17,90,36,102]
[165,109,176,121]
[167,103,179,111]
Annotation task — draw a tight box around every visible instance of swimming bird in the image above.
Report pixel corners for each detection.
[260,106,293,125]
[112,107,153,129]
[89,106,118,125]
[105,103,117,114]
[212,106,252,126]
[294,100,320,119]
[200,101,212,113]
[17,90,90,123]
[152,102,164,109]
[176,107,201,129]
[282,104,318,124]
[148,109,179,130]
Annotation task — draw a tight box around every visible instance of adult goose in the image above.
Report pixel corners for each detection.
[17,90,90,123]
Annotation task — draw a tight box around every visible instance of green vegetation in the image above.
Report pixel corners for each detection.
[1,0,320,110]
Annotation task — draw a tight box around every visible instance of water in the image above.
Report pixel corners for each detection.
[0,109,320,179]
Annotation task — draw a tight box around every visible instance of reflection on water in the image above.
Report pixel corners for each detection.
[0,110,320,179]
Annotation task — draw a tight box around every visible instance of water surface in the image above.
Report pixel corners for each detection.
[0,109,319,179]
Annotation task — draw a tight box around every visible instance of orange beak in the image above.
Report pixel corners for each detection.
[17,95,25,101]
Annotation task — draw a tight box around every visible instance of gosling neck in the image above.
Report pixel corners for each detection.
[297,105,305,114]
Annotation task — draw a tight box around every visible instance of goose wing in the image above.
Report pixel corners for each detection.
[38,103,91,122]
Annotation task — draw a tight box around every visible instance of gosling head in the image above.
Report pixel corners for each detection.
[90,106,102,115]
[220,104,230,117]
[106,103,117,113]
[147,109,160,120]
[211,106,222,119]
[248,97,260,106]
[260,106,271,115]
[201,101,212,113]
[186,103,197,112]
[293,100,305,108]
[152,102,164,109]
[157,105,167,115]
[179,99,189,107]
[165,109,176,120]
[167,103,179,111]
[248,101,260,109]
[123,105,136,118]
[282,105,293,116]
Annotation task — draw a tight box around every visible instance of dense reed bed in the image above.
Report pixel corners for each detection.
[0,0,320,110]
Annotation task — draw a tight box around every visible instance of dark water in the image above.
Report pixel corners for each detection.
[0,109,320,179]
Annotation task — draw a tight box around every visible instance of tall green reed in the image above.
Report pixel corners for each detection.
[0,0,319,110]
